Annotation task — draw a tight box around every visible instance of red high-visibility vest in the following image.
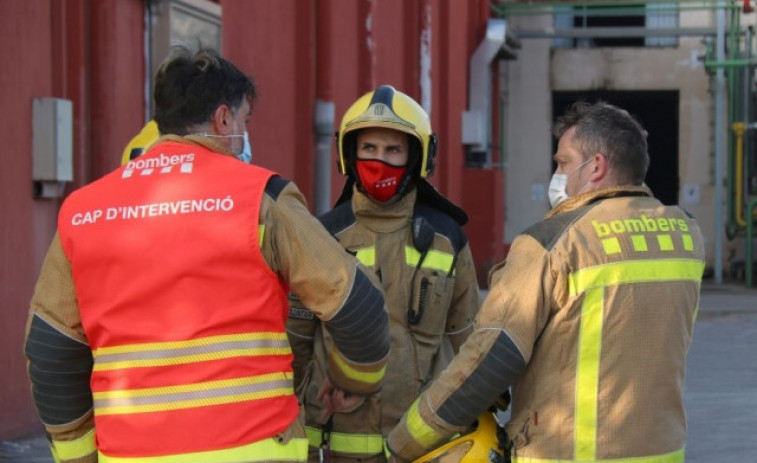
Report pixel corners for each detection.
[58,141,298,459]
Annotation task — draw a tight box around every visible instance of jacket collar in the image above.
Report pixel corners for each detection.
[154,134,237,158]
[352,186,417,233]
[545,185,652,219]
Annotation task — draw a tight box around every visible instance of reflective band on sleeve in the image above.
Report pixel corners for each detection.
[93,372,293,415]
[575,287,603,461]
[568,259,705,296]
[305,426,385,455]
[92,332,291,371]
[512,447,685,463]
[406,399,444,449]
[356,247,376,267]
[258,225,265,247]
[330,348,386,384]
[404,246,455,274]
[50,429,96,461]
[326,268,389,364]
[98,436,308,463]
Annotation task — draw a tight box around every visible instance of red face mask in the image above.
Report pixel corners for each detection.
[356,159,408,202]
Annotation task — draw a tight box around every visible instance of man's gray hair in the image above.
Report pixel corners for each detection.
[553,101,649,186]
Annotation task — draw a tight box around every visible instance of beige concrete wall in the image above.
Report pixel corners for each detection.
[503,15,554,242]
[504,10,740,270]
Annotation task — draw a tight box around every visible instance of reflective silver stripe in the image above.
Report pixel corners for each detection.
[94,378,290,409]
[95,338,289,364]
[93,372,293,415]
[92,333,292,371]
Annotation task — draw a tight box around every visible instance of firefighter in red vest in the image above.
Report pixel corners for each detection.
[24,48,390,463]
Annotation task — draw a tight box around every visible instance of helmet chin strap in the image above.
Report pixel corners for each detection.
[394,156,419,198]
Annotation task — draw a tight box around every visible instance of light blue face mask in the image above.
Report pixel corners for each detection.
[238,131,252,164]
[202,131,252,163]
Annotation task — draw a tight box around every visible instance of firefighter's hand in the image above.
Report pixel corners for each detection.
[317,377,366,422]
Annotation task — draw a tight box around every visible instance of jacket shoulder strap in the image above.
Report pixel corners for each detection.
[318,202,356,237]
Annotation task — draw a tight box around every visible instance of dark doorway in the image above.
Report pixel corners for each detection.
[552,91,679,205]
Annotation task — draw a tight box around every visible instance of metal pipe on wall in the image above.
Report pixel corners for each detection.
[314,0,334,215]
[743,26,752,223]
[715,0,726,284]
[314,101,334,215]
[144,0,153,124]
[747,26,754,199]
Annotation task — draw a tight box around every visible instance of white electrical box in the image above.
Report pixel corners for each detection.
[461,110,485,150]
[33,97,73,183]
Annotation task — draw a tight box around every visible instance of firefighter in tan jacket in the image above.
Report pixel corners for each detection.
[287,85,480,462]
[386,101,706,463]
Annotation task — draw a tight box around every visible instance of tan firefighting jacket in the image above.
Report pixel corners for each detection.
[287,187,480,462]
[25,136,389,463]
[387,186,706,463]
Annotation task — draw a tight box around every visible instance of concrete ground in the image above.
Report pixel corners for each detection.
[2,280,756,462]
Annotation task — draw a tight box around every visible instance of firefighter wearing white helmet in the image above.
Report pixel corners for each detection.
[287,85,481,462]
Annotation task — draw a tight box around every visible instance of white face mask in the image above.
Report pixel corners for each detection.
[547,173,569,208]
[548,158,592,208]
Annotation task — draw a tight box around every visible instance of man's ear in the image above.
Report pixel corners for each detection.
[589,153,609,182]
[211,105,234,136]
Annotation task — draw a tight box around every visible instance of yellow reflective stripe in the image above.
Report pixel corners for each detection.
[406,399,444,448]
[682,234,693,251]
[601,237,621,255]
[694,300,700,320]
[631,235,648,252]
[99,436,308,463]
[93,332,292,371]
[512,447,685,463]
[404,246,454,273]
[569,259,705,296]
[356,247,376,267]
[93,372,293,415]
[658,234,674,251]
[258,224,265,247]
[50,429,96,461]
[575,287,603,461]
[405,246,422,266]
[305,426,321,447]
[305,426,385,454]
[331,349,386,385]
[567,259,702,461]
